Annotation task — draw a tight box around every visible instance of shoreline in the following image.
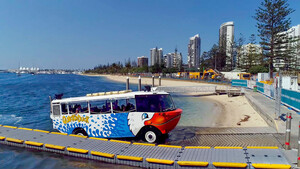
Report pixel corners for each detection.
[82,73,268,128]
[81,73,219,86]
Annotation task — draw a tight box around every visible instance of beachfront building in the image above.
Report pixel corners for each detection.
[164,48,182,69]
[150,47,163,66]
[173,48,182,69]
[137,56,148,67]
[219,21,234,70]
[273,24,300,70]
[164,53,173,68]
[239,43,263,68]
[187,34,201,68]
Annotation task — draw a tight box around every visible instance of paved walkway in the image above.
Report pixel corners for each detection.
[245,89,300,166]
[245,90,300,147]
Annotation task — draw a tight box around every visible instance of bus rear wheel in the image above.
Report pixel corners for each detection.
[72,128,88,136]
[143,128,161,143]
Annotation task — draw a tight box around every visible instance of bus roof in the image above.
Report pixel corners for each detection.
[51,91,169,104]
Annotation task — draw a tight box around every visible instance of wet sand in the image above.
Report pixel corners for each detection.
[82,73,268,128]
[203,95,268,127]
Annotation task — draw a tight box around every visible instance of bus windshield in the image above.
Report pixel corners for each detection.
[135,94,176,112]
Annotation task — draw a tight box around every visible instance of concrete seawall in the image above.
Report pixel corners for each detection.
[244,91,278,132]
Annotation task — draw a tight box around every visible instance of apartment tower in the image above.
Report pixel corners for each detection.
[219,21,234,69]
[187,34,201,68]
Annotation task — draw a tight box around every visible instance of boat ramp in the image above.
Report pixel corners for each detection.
[0,125,292,169]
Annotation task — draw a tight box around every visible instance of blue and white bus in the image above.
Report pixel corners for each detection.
[50,90,182,143]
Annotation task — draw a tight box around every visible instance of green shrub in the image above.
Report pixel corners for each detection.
[249,65,268,74]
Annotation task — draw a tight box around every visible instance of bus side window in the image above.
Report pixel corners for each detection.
[126,99,136,112]
[112,100,124,113]
[69,105,75,114]
[90,100,110,114]
[80,102,89,113]
[52,104,61,116]
[69,103,89,114]
[61,104,68,115]
[113,99,136,113]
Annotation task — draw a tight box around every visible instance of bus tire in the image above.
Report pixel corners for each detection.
[72,128,88,136]
[143,127,162,143]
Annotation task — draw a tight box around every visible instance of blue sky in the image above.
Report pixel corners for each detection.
[0,0,300,69]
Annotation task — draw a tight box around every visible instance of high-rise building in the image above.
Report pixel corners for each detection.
[137,56,148,67]
[274,24,300,70]
[164,48,182,69]
[239,43,262,68]
[187,34,201,68]
[158,48,163,65]
[150,47,163,66]
[219,21,234,69]
[150,48,156,66]
[173,48,182,69]
[164,53,173,68]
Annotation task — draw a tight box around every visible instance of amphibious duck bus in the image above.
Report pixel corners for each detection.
[50,90,182,143]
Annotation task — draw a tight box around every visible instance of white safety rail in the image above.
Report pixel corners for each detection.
[215,85,241,91]
[153,86,217,93]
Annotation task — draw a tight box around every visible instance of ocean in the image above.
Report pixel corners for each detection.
[0,73,219,169]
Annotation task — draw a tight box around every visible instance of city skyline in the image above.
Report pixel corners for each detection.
[0,0,300,69]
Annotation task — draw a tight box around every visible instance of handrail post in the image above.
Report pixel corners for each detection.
[152,76,155,87]
[285,112,292,150]
[138,76,142,91]
[159,76,161,86]
[298,121,300,167]
[126,77,129,91]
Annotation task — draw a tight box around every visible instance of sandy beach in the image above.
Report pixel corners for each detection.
[82,74,268,128]
[88,74,216,87]
[203,95,267,127]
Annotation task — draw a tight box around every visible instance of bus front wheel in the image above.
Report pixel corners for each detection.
[72,128,88,136]
[143,128,161,143]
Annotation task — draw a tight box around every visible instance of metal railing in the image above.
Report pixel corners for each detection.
[153,85,217,93]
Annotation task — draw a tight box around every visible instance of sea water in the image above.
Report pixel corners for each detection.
[0,73,220,168]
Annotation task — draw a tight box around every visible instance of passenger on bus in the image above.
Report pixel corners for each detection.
[75,105,81,113]
[101,105,106,112]
[121,105,126,112]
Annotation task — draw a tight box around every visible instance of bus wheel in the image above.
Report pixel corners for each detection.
[72,128,88,136]
[143,128,161,143]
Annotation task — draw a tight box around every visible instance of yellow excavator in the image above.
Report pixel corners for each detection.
[202,69,223,80]
[238,73,251,80]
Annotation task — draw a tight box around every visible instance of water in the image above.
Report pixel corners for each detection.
[0,73,220,169]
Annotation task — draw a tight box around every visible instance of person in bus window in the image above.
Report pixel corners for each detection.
[76,105,81,113]
[121,105,126,112]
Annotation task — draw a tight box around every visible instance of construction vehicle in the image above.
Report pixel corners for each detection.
[202,69,223,80]
[189,72,203,79]
[177,72,189,78]
[239,73,251,80]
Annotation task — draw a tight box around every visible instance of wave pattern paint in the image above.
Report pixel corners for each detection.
[53,112,154,138]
